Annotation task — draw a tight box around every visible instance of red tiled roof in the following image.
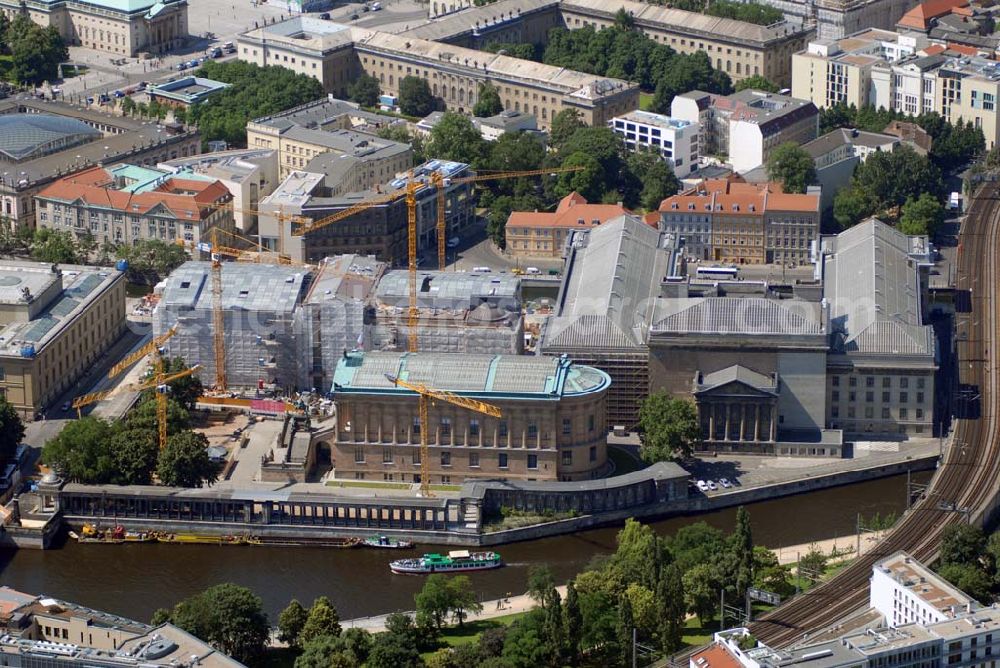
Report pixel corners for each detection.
[643,212,660,228]
[36,166,232,221]
[506,192,629,229]
[897,0,968,29]
[659,180,818,214]
[691,644,743,668]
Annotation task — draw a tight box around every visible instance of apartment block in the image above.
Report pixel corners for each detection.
[505,192,629,258]
[609,110,700,178]
[671,89,819,173]
[802,128,901,212]
[793,29,1000,147]
[0,0,187,56]
[330,351,611,483]
[656,180,820,265]
[0,261,126,418]
[35,164,234,247]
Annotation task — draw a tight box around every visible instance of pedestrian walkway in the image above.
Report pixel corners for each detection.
[341,585,567,632]
[770,530,887,565]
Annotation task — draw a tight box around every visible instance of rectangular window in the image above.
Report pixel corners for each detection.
[354,447,365,463]
[849,376,857,387]
[590,446,597,462]
[900,377,909,389]
[866,376,875,387]
[527,454,538,469]
[882,392,890,402]
[562,418,572,435]
[412,417,421,435]
[832,391,840,402]
[900,392,909,404]
[900,408,909,419]
[588,415,595,432]
[440,452,451,467]
[440,417,451,437]
[831,376,840,387]
[498,453,508,469]
[469,419,479,437]
[499,421,508,438]
[469,452,480,468]
[866,391,874,402]
[528,422,538,438]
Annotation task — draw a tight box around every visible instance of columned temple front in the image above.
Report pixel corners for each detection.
[694,365,779,453]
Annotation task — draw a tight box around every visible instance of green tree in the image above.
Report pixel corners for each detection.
[852,145,942,215]
[735,75,780,93]
[658,562,686,653]
[549,108,585,153]
[157,430,217,488]
[426,112,487,165]
[0,397,24,464]
[798,547,828,583]
[151,608,171,626]
[502,610,557,668]
[473,81,504,117]
[638,393,701,461]
[766,142,817,194]
[670,521,727,573]
[116,239,188,284]
[554,151,604,202]
[938,563,992,602]
[705,0,784,24]
[366,631,423,668]
[347,73,380,107]
[625,151,679,210]
[295,635,359,668]
[6,17,67,84]
[899,192,945,237]
[447,575,483,627]
[625,582,657,639]
[683,563,720,625]
[527,564,556,606]
[616,591,634,667]
[488,131,545,181]
[169,583,270,664]
[833,185,875,229]
[940,523,986,567]
[731,506,754,599]
[278,599,309,649]
[564,580,583,660]
[107,428,158,485]
[398,75,434,117]
[158,357,205,410]
[484,41,536,60]
[415,574,454,630]
[299,596,342,645]
[42,417,116,483]
[31,228,79,264]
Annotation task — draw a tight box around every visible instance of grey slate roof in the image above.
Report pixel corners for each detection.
[157,261,308,312]
[822,218,934,356]
[652,297,823,335]
[698,365,777,392]
[542,215,667,350]
[802,128,899,159]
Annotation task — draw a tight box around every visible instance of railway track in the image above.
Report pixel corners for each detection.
[749,181,1000,648]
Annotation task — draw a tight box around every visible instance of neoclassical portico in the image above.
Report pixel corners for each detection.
[694,365,780,449]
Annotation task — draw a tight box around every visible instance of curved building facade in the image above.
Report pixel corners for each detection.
[330,351,611,483]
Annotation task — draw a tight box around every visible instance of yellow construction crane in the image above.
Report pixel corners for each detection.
[72,365,201,450]
[385,373,501,498]
[209,227,227,392]
[430,166,584,270]
[290,166,584,352]
[73,326,178,413]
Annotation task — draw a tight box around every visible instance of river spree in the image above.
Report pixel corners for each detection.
[0,471,929,623]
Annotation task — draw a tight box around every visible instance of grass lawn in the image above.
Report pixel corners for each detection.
[682,616,716,648]
[420,613,524,660]
[639,91,654,110]
[429,484,462,492]
[607,445,647,475]
[325,480,411,490]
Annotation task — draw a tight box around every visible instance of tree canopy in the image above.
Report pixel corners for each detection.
[187,61,325,149]
[3,15,67,85]
[347,73,380,107]
[637,393,702,461]
[735,75,780,93]
[0,397,24,464]
[399,76,434,117]
[163,583,270,664]
[766,142,817,194]
[899,193,945,237]
[473,82,503,117]
[157,431,217,488]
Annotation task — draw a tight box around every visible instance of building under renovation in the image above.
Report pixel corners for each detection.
[293,254,386,391]
[154,261,310,390]
[372,271,523,354]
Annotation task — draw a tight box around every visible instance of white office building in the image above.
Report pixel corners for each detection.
[609,110,699,178]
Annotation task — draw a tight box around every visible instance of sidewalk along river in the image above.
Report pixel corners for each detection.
[0,470,930,623]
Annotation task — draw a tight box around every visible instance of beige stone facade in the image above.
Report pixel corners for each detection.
[0,262,126,418]
[0,0,188,56]
[237,18,638,130]
[330,352,611,483]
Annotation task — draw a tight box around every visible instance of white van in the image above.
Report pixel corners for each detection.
[472,266,491,272]
[525,267,541,275]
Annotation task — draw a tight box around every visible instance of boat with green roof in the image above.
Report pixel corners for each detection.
[389,550,502,574]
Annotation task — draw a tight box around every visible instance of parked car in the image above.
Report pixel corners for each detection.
[223,41,236,53]
[319,11,331,18]
[209,47,223,58]
[188,59,200,68]
[706,480,717,491]
[696,480,709,492]
[176,62,188,71]
[525,267,541,275]
[113,90,125,98]
[719,478,732,488]
[472,266,492,273]
[349,13,359,19]
[370,2,381,9]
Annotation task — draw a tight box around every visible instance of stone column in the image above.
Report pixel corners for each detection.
[770,405,777,442]
[707,405,714,442]
[723,404,730,441]
[739,403,746,442]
